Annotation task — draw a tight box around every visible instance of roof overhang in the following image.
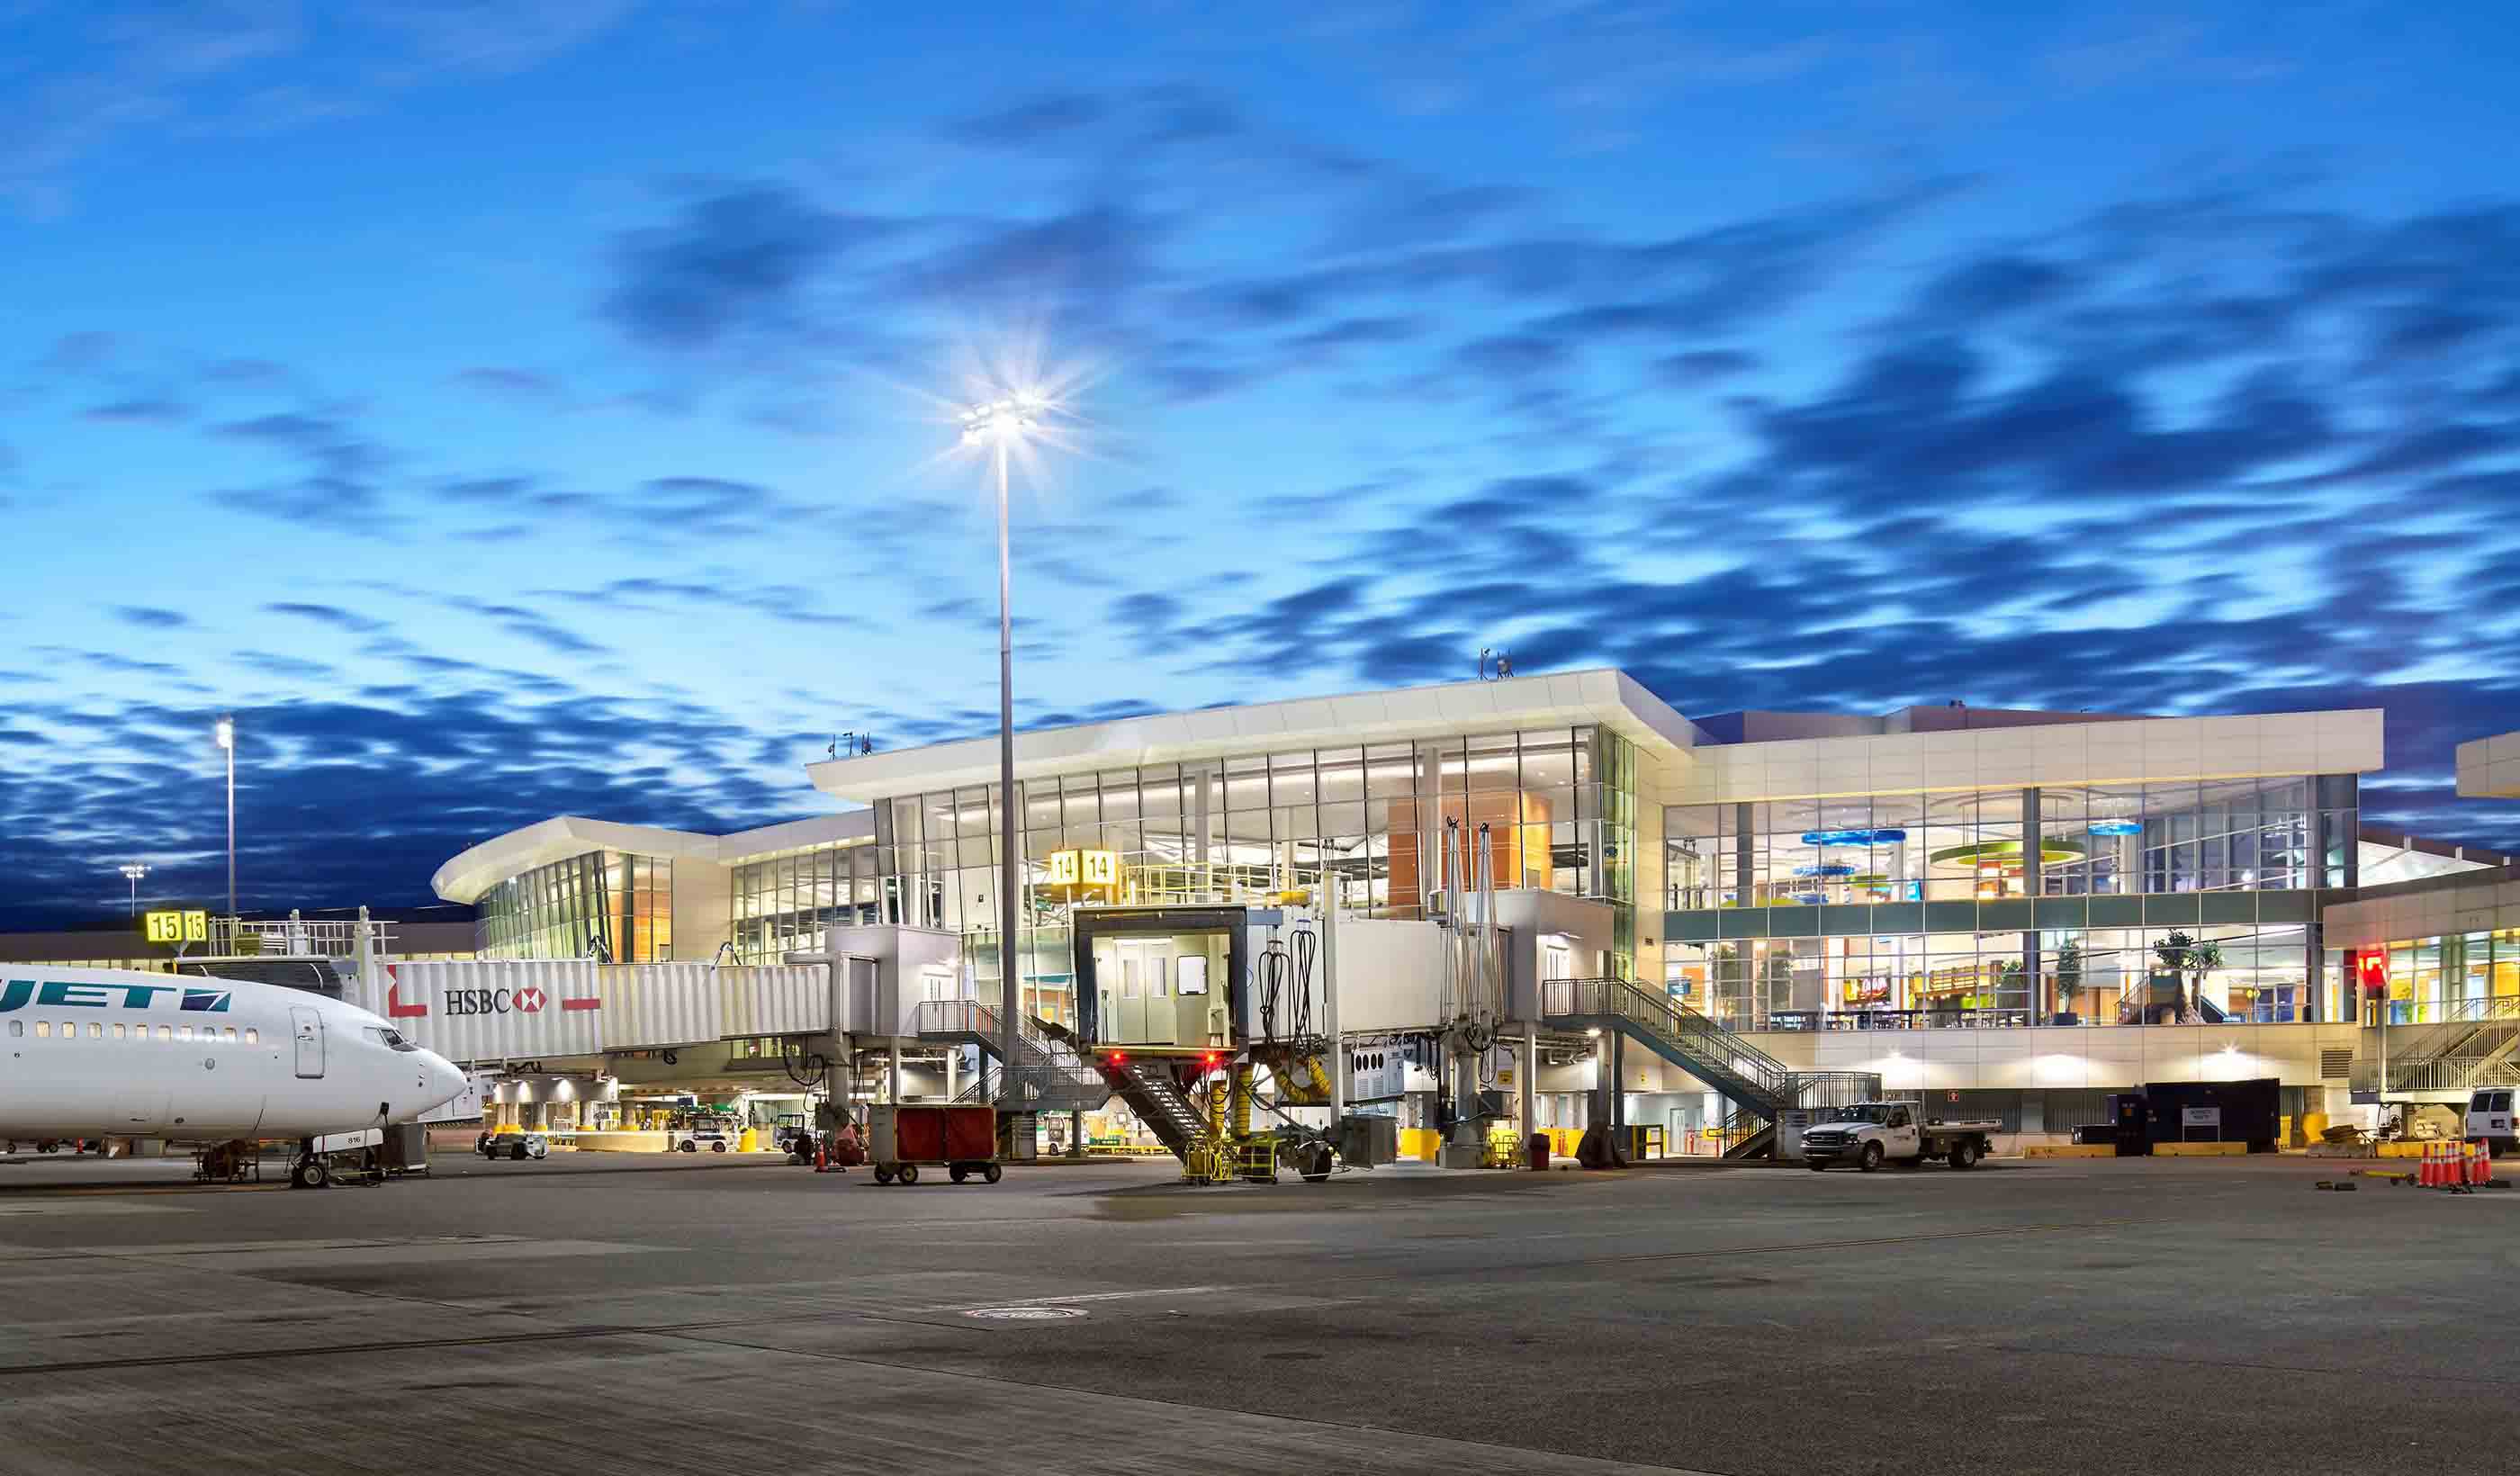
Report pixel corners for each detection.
[806,668,1706,804]
[432,811,878,904]
[430,818,724,904]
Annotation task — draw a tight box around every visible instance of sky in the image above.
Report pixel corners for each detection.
[4,1,2518,929]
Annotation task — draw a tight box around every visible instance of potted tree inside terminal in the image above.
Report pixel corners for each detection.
[2052,937,2084,1022]
[2151,932,2224,1024]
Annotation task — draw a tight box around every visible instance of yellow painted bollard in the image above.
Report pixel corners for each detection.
[737,1127,760,1152]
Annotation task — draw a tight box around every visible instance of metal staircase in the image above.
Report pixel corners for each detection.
[911,1000,1111,1112]
[1100,1058,1210,1159]
[1541,977,1878,1160]
[2351,998,2520,1100]
[1716,1105,1774,1161]
[1543,977,1798,1117]
[1032,1020,1213,1162]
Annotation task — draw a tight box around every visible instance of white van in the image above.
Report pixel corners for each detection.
[2467,1088,2515,1157]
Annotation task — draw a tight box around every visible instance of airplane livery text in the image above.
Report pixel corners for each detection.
[0,980,232,1014]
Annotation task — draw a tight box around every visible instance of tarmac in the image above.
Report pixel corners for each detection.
[0,1147,2511,1475]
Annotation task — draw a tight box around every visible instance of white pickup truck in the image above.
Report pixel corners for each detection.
[1800,1102,2000,1172]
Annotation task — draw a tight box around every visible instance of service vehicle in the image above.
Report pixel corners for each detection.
[478,1130,550,1161]
[1800,1101,1999,1172]
[2467,1087,2516,1158]
[676,1122,734,1153]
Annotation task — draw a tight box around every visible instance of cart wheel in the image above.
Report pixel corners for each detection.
[292,1156,328,1190]
[898,1164,919,1185]
[874,1166,895,1184]
[982,1163,1003,1184]
[680,1140,697,1153]
[510,1143,529,1161]
[950,1166,968,1184]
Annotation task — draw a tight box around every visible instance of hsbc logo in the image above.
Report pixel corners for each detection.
[385,964,598,1020]
[446,987,544,1017]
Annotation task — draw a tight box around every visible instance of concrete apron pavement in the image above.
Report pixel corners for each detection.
[0,1153,2511,1475]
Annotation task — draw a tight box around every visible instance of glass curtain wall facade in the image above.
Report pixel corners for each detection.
[1664,775,2354,1028]
[728,842,882,964]
[1668,777,2348,909]
[870,726,1642,1024]
[2344,929,2520,1025]
[474,850,673,962]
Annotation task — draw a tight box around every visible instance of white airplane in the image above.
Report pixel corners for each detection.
[2,965,468,1185]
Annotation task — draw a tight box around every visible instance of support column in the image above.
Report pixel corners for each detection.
[943,1047,958,1101]
[1733,802,1755,904]
[1323,875,1343,1128]
[2020,787,2044,1022]
[1609,1031,1625,1130]
[1521,1021,1537,1155]
[887,1042,901,1104]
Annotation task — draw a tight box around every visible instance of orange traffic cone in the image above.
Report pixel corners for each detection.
[2419,1143,2439,1188]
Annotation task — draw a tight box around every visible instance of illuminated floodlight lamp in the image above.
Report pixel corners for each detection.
[958,394,1041,446]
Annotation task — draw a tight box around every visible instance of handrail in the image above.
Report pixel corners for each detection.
[1542,976,1794,1101]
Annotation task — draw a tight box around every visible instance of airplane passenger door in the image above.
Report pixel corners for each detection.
[290,1007,324,1079]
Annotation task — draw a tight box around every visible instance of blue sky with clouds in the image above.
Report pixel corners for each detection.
[4,1,2517,926]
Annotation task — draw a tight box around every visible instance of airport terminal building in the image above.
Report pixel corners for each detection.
[424,670,2517,1148]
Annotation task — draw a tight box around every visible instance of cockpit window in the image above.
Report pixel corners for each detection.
[364,1026,418,1052]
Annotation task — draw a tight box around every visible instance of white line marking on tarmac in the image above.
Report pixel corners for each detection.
[933,1283,1231,1311]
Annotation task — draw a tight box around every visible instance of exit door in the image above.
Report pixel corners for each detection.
[290,1006,324,1079]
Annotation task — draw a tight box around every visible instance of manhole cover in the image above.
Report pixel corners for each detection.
[962,1306,1087,1321]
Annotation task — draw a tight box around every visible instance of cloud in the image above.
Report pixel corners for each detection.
[82,397,192,423]
[445,598,608,656]
[264,600,392,635]
[360,0,641,76]
[4,1,634,213]
[204,407,393,529]
[602,184,897,350]
[111,606,192,630]
[940,92,1112,148]
[452,366,566,402]
[38,330,119,371]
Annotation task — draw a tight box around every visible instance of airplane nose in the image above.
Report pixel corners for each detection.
[423,1052,466,1107]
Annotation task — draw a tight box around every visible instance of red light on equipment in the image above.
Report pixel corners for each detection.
[1108,1051,1126,1066]
[1202,1052,1220,1067]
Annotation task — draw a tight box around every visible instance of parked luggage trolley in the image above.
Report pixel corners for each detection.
[868,1103,1002,1185]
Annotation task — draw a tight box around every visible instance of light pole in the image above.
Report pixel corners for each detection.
[212,715,235,917]
[961,396,1040,1106]
[119,862,148,917]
